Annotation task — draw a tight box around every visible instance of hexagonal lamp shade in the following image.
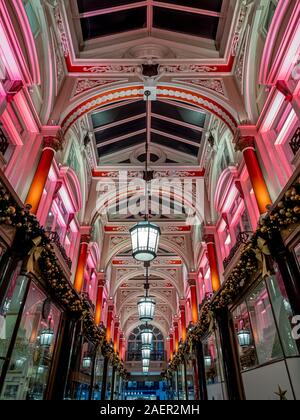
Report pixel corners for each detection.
[141,328,153,346]
[39,328,54,347]
[82,355,92,369]
[237,329,251,347]
[141,344,151,360]
[130,221,161,262]
[142,358,150,368]
[138,296,156,322]
[143,366,149,374]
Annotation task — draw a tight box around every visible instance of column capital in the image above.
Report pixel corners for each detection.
[235,135,256,153]
[107,302,114,312]
[79,226,92,244]
[203,234,215,245]
[97,272,106,286]
[188,278,196,288]
[188,272,197,281]
[43,133,64,152]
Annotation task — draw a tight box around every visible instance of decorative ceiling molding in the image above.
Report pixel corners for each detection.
[72,78,128,98]
[61,85,238,135]
[173,78,226,97]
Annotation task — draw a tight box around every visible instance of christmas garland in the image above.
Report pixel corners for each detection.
[163,176,300,377]
[0,187,128,379]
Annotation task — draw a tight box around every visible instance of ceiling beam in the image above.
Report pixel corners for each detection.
[94,113,146,133]
[152,2,222,18]
[91,99,140,116]
[152,112,204,132]
[159,98,206,115]
[151,128,201,148]
[97,129,146,148]
[78,2,147,19]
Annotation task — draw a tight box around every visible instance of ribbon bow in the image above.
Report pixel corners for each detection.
[26,236,43,274]
[254,237,272,278]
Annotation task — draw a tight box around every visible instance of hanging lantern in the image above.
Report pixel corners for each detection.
[237,329,251,348]
[82,354,92,369]
[143,366,149,374]
[142,358,150,368]
[141,344,151,360]
[130,221,161,262]
[138,296,156,322]
[15,357,26,368]
[37,366,45,374]
[204,356,212,368]
[141,328,153,346]
[39,328,54,347]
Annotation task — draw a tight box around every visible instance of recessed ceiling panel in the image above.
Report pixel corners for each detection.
[152,101,206,127]
[99,132,146,156]
[92,101,146,129]
[80,7,147,40]
[151,132,199,156]
[153,7,219,39]
[95,117,146,144]
[152,117,202,144]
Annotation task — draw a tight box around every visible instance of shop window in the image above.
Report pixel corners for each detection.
[293,243,300,269]
[0,282,61,400]
[232,273,299,372]
[203,331,227,400]
[0,267,26,377]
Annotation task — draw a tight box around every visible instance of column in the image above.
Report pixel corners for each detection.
[188,274,199,324]
[169,333,174,361]
[106,303,114,343]
[235,135,272,214]
[119,333,125,359]
[113,319,120,353]
[204,234,221,292]
[73,229,91,293]
[173,319,179,353]
[95,273,105,325]
[179,302,187,341]
[26,134,63,214]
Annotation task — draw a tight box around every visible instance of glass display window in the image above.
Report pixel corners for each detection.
[293,243,300,269]
[0,282,61,400]
[232,271,299,372]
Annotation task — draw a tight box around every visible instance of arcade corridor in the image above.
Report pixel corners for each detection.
[0,0,300,401]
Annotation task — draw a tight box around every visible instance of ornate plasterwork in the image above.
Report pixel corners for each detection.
[234,31,248,91]
[231,3,249,56]
[61,85,237,135]
[173,79,226,97]
[82,65,136,74]
[54,6,69,57]
[72,79,126,98]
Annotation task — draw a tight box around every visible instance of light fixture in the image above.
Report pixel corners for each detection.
[15,357,26,368]
[138,296,156,322]
[204,356,212,368]
[82,354,92,369]
[130,90,161,262]
[138,265,156,322]
[237,329,251,348]
[141,327,153,346]
[130,221,160,262]
[39,328,54,347]
[142,344,151,360]
[143,366,149,374]
[142,358,150,368]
